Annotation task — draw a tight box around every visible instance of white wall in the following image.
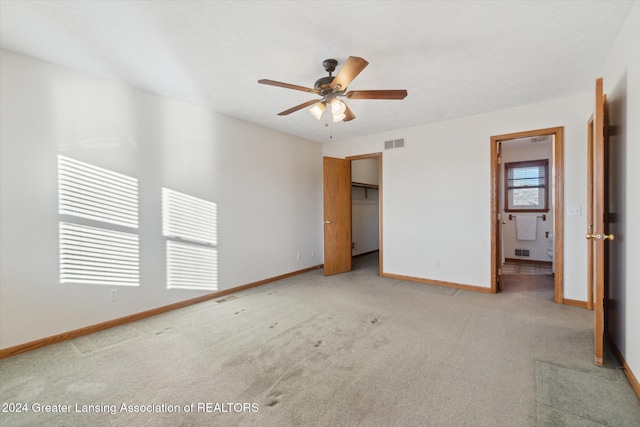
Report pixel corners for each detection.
[599,2,640,390]
[0,50,323,349]
[324,94,591,296]
[501,141,554,263]
[352,158,379,185]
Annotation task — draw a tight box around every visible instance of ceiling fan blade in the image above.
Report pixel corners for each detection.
[343,104,356,122]
[331,56,369,91]
[345,90,408,100]
[258,79,318,94]
[277,99,321,116]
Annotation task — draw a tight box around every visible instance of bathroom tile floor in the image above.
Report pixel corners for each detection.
[502,260,553,275]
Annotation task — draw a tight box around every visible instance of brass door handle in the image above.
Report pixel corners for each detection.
[586,233,615,241]
[324,221,331,224]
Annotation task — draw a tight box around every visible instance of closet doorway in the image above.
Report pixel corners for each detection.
[349,154,382,274]
[490,127,564,303]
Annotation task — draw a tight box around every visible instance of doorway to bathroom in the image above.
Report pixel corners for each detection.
[490,127,564,303]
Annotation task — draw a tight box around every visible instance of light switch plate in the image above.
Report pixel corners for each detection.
[567,206,581,216]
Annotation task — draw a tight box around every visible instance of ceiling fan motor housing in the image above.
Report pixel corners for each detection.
[322,59,338,74]
[315,59,339,94]
[314,76,334,94]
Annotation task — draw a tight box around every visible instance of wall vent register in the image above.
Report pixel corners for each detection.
[384,138,405,150]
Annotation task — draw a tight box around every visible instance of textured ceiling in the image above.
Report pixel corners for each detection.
[0,1,635,143]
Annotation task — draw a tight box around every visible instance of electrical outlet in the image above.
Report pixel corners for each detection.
[311,249,315,257]
[297,252,302,261]
[110,289,119,302]
[435,260,441,269]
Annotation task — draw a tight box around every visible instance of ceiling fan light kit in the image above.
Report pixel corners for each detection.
[332,113,346,123]
[309,101,326,120]
[331,98,346,114]
[258,56,407,123]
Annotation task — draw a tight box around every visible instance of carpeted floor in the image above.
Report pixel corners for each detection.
[1,252,638,426]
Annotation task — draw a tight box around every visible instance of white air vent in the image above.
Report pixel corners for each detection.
[384,138,406,150]
[530,136,549,143]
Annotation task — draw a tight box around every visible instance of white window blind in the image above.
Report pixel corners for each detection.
[59,222,139,286]
[162,188,217,245]
[166,241,217,290]
[162,188,218,291]
[505,159,548,212]
[58,155,138,228]
[507,166,546,192]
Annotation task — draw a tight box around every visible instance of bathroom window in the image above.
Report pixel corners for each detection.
[505,159,548,212]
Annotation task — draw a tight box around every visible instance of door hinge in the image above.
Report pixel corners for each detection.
[497,213,502,221]
[497,157,502,164]
[498,268,502,276]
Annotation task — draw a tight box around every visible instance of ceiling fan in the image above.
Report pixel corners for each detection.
[258,56,407,122]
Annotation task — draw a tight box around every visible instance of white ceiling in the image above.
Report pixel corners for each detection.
[0,1,635,143]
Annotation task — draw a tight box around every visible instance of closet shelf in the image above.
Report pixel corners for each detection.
[352,182,379,189]
[352,182,378,199]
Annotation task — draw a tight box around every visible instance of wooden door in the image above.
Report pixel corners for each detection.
[496,142,503,291]
[323,157,352,276]
[588,77,612,366]
[586,115,594,311]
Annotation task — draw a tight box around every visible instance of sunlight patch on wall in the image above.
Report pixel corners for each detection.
[162,188,217,291]
[58,155,138,228]
[162,188,217,245]
[59,222,139,286]
[166,241,218,291]
[58,155,140,286]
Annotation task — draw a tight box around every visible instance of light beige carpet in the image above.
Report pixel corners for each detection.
[1,253,638,426]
